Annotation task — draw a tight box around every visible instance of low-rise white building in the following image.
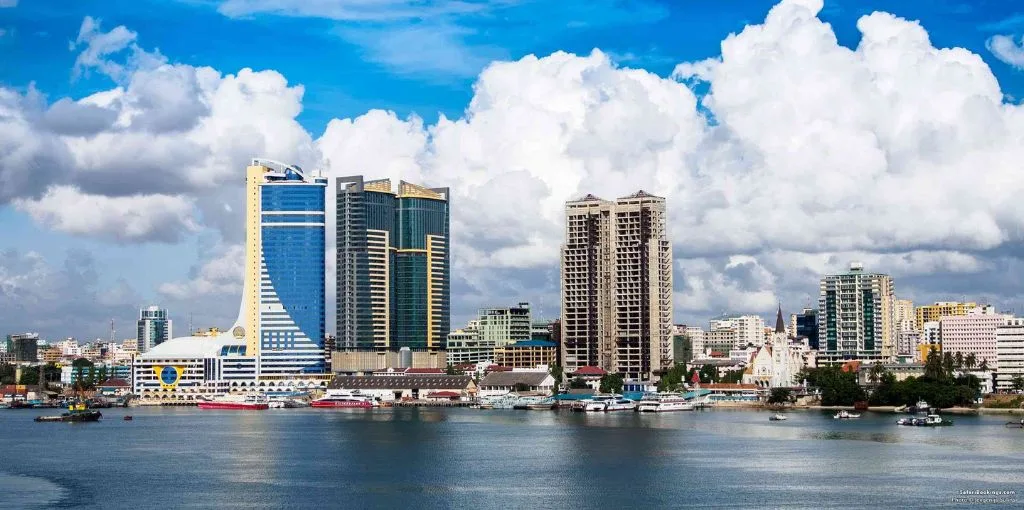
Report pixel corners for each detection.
[328,375,476,401]
[478,370,555,396]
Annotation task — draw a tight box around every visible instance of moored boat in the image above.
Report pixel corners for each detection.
[198,394,269,411]
[833,410,860,419]
[34,403,102,422]
[310,390,374,409]
[571,394,617,412]
[636,393,694,413]
[525,398,556,410]
[604,399,637,412]
[769,413,787,421]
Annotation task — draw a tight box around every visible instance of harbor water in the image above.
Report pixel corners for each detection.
[1,407,1021,508]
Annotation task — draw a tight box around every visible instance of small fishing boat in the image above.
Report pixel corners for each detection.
[833,410,860,420]
[123,416,133,421]
[769,413,787,421]
[899,414,952,427]
[1004,420,1024,429]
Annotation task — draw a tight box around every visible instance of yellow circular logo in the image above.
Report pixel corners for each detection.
[232,326,245,339]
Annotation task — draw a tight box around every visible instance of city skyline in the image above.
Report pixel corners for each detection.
[5,0,1024,340]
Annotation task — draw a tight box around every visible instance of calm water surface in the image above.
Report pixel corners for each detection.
[1,407,1022,509]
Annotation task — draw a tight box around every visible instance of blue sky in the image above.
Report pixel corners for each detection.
[3,0,1024,339]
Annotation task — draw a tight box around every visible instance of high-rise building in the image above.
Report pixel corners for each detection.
[560,191,673,380]
[136,306,171,353]
[478,303,532,350]
[240,159,328,375]
[996,318,1024,392]
[795,308,820,350]
[818,262,896,364]
[6,333,39,362]
[938,308,1006,367]
[336,176,450,352]
[915,301,980,331]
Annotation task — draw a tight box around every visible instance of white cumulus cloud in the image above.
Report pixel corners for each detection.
[986,34,1024,69]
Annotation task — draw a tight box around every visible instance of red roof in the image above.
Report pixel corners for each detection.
[841,361,862,373]
[405,368,444,374]
[709,351,726,357]
[573,366,607,376]
[425,391,461,398]
[97,378,130,387]
[485,365,511,372]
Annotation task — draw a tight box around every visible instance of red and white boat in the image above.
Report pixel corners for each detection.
[198,394,269,411]
[310,390,375,409]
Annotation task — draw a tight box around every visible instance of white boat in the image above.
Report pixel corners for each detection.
[604,398,636,412]
[769,413,787,421]
[311,390,375,409]
[571,394,618,412]
[636,393,695,412]
[833,410,861,419]
[512,395,551,410]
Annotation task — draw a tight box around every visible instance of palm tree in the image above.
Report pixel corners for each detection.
[965,353,977,371]
[954,352,964,371]
[868,363,885,385]
[1013,376,1024,393]
[942,352,955,378]
[979,359,989,372]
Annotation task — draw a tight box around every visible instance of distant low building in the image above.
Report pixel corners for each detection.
[478,371,556,396]
[331,350,447,375]
[96,378,131,397]
[328,375,475,401]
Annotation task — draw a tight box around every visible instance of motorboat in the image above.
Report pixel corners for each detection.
[769,413,787,421]
[525,398,556,410]
[310,390,374,409]
[198,394,269,410]
[636,393,695,413]
[899,414,952,427]
[268,396,308,409]
[833,410,861,420]
[604,399,637,412]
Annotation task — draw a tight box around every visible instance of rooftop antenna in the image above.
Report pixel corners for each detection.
[109,318,115,343]
[189,312,193,335]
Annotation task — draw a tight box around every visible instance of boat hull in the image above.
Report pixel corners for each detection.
[198,402,269,410]
[310,401,372,409]
[35,411,102,422]
[636,403,694,412]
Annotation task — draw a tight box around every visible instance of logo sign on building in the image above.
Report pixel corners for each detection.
[153,365,183,387]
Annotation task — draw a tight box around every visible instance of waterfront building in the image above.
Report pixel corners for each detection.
[96,378,131,397]
[817,262,896,364]
[335,176,450,352]
[742,307,810,388]
[6,333,39,363]
[915,301,982,331]
[938,308,1006,367]
[244,159,328,375]
[478,370,556,396]
[329,374,475,401]
[672,326,694,365]
[995,318,1024,392]
[794,308,819,350]
[560,191,673,380]
[493,340,557,369]
[136,306,172,353]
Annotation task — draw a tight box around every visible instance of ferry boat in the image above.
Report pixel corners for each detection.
[636,394,695,413]
[833,410,861,420]
[310,390,374,409]
[198,394,269,411]
[604,398,637,412]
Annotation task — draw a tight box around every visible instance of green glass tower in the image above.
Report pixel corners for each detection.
[336,177,450,352]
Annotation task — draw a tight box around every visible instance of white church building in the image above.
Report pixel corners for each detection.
[743,306,815,388]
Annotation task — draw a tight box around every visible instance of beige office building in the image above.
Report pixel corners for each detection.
[560,191,673,380]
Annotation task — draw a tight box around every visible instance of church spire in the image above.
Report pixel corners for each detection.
[775,304,785,334]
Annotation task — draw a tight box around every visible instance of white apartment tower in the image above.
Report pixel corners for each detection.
[818,262,896,364]
[560,191,673,380]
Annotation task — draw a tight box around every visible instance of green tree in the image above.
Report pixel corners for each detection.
[568,377,589,390]
[657,364,687,392]
[0,363,15,385]
[954,352,964,371]
[964,353,977,371]
[868,363,886,385]
[599,373,624,394]
[767,388,793,405]
[979,359,990,372]
[941,352,955,379]
[804,366,865,406]
[924,348,944,381]
[549,364,563,386]
[18,366,40,385]
[720,369,744,384]
[1012,376,1024,393]
[72,358,95,391]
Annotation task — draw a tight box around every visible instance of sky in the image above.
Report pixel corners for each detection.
[3,0,1024,341]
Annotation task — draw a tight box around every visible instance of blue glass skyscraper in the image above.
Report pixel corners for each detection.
[239,159,327,375]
